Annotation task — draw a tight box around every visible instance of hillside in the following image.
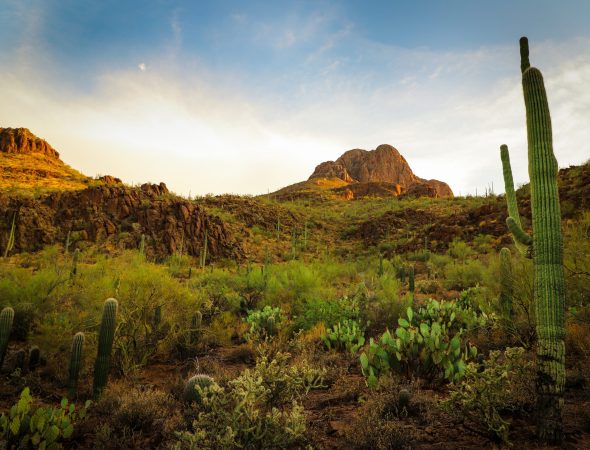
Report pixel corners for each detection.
[0,128,89,193]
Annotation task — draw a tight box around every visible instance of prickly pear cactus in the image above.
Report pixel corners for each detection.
[0,306,15,369]
[183,374,215,404]
[69,332,85,396]
[93,298,118,398]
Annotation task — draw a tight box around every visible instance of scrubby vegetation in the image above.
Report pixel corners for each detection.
[1,38,590,449]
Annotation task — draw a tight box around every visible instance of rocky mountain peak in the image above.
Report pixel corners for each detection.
[309,144,453,198]
[0,128,60,159]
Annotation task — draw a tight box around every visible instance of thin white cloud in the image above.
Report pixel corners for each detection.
[0,32,588,197]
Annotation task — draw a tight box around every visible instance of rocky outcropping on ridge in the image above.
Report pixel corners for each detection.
[0,182,244,260]
[309,144,453,198]
[0,128,60,159]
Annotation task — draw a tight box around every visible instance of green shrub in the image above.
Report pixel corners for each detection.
[447,238,474,262]
[444,259,486,290]
[0,387,91,449]
[294,296,359,331]
[321,319,365,354]
[244,306,284,341]
[360,299,484,387]
[440,347,534,444]
[174,352,323,449]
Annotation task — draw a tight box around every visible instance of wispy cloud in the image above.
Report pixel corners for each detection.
[0,3,588,198]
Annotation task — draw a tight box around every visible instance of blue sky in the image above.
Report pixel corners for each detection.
[1,0,589,195]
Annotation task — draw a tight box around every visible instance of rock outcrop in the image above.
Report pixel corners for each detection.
[0,183,244,260]
[0,128,60,159]
[309,144,453,198]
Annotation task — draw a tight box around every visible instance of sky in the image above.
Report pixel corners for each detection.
[0,0,589,196]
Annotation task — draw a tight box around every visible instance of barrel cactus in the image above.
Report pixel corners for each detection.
[69,332,85,397]
[499,37,566,442]
[0,306,14,369]
[93,298,118,398]
[183,374,216,404]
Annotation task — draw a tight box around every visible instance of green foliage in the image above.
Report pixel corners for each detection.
[0,306,14,369]
[321,319,365,354]
[443,259,486,290]
[447,238,474,263]
[93,298,118,399]
[294,295,359,331]
[440,347,534,444]
[244,306,284,341]
[0,387,91,450]
[360,299,484,387]
[174,352,322,449]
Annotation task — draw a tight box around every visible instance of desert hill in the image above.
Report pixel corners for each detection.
[274,144,453,201]
[0,128,89,192]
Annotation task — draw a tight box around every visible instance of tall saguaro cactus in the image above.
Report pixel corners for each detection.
[93,298,118,399]
[500,37,565,442]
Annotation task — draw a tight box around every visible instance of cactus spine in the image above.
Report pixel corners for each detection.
[500,37,565,442]
[0,307,14,369]
[499,248,513,319]
[68,332,85,397]
[183,374,215,404]
[93,298,118,398]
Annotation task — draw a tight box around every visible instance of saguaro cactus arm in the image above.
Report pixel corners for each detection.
[500,144,532,256]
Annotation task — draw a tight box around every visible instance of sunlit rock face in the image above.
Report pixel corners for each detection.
[309,144,453,198]
[0,128,60,159]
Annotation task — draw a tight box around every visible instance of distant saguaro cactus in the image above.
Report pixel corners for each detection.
[3,213,16,259]
[0,307,15,369]
[69,332,85,397]
[93,298,118,399]
[70,248,80,278]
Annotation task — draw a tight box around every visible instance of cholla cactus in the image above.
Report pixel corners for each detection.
[183,374,216,404]
[93,298,118,398]
[0,307,14,369]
